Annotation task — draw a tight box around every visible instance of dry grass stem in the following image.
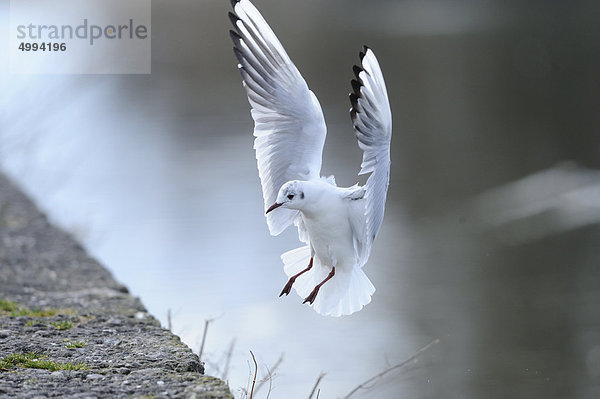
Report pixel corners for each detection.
[342,339,440,399]
[198,318,213,361]
[255,353,284,394]
[249,350,258,399]
[264,364,274,399]
[221,338,237,381]
[308,372,326,399]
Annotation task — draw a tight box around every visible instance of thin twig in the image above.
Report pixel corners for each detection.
[197,313,224,362]
[264,364,274,399]
[308,372,326,399]
[198,319,213,361]
[255,353,284,394]
[249,350,258,399]
[316,389,320,399]
[342,339,440,399]
[221,338,237,381]
[242,359,252,398]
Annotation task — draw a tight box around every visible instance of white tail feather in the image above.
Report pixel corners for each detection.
[281,246,375,317]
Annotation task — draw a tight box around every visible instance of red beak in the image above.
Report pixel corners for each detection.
[266,202,283,214]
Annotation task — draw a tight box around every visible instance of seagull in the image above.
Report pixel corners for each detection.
[229,0,392,316]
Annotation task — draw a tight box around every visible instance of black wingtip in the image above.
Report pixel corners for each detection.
[229,29,242,43]
[228,11,239,27]
[359,45,370,61]
[352,65,363,81]
[349,92,359,110]
[232,45,245,64]
[230,0,239,8]
[351,79,361,95]
[350,107,358,122]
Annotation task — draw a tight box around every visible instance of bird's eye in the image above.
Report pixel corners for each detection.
[287,194,294,200]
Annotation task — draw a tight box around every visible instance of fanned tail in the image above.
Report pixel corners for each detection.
[281,246,375,317]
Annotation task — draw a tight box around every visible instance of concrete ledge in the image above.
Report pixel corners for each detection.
[0,172,233,399]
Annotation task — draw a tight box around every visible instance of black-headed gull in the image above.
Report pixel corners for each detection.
[229,0,392,316]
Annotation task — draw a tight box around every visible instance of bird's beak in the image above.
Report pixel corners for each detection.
[266,202,283,214]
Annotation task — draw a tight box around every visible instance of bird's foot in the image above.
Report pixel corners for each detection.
[302,266,335,305]
[279,277,296,297]
[302,286,320,305]
[279,258,313,298]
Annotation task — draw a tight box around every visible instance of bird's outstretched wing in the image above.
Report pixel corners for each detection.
[349,47,392,265]
[229,0,327,236]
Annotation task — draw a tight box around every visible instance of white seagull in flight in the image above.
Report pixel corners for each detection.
[229,0,392,316]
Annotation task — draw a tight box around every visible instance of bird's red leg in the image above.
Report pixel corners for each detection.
[303,267,335,305]
[279,258,313,297]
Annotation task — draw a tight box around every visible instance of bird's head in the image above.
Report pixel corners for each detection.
[266,181,306,214]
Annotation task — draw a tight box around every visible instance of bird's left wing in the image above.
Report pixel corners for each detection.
[348,47,392,265]
[229,0,327,236]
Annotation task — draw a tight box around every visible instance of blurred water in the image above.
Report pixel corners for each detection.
[1,1,600,398]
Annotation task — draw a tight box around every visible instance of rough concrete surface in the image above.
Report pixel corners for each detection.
[0,172,233,399]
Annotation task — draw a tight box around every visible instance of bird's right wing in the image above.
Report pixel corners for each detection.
[349,47,392,265]
[229,0,327,236]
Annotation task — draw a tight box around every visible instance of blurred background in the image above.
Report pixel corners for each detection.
[1,0,600,398]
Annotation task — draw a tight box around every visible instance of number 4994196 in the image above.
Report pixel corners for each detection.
[18,42,66,51]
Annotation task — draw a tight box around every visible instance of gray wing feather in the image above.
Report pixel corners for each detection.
[230,0,327,236]
[349,47,392,265]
